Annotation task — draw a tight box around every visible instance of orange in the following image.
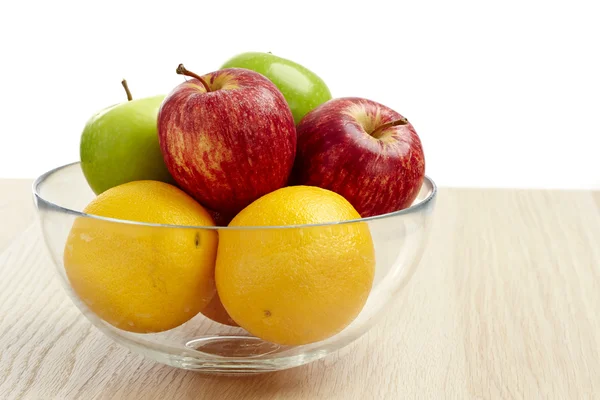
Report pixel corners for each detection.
[64,180,218,333]
[215,185,375,345]
[201,291,239,327]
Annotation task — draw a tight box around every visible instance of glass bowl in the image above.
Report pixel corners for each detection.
[32,162,437,374]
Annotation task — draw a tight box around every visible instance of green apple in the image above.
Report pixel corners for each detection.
[80,80,173,194]
[220,52,332,124]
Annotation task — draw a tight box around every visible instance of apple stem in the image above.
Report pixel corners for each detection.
[121,79,133,101]
[371,118,409,138]
[176,64,211,92]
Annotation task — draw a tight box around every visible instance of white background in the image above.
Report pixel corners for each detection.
[0,0,598,188]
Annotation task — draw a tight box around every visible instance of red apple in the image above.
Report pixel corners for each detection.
[293,97,425,217]
[206,208,234,227]
[158,65,296,215]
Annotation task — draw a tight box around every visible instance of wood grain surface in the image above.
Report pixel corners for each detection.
[1,181,599,399]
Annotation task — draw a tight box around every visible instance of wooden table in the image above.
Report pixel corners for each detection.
[1,179,599,399]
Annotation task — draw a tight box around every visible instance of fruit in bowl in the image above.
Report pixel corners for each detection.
[292,97,426,217]
[158,65,296,215]
[220,51,332,124]
[200,291,239,327]
[64,180,218,333]
[33,162,436,373]
[80,80,174,195]
[32,53,437,374]
[216,185,375,345]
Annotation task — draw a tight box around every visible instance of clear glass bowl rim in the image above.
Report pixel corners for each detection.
[33,161,438,231]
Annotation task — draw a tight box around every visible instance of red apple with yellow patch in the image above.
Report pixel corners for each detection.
[158,65,296,215]
[293,97,425,217]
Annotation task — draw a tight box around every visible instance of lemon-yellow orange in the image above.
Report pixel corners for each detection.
[64,180,217,333]
[216,185,375,345]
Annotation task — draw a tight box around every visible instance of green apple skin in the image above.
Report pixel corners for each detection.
[221,52,332,124]
[80,95,174,195]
